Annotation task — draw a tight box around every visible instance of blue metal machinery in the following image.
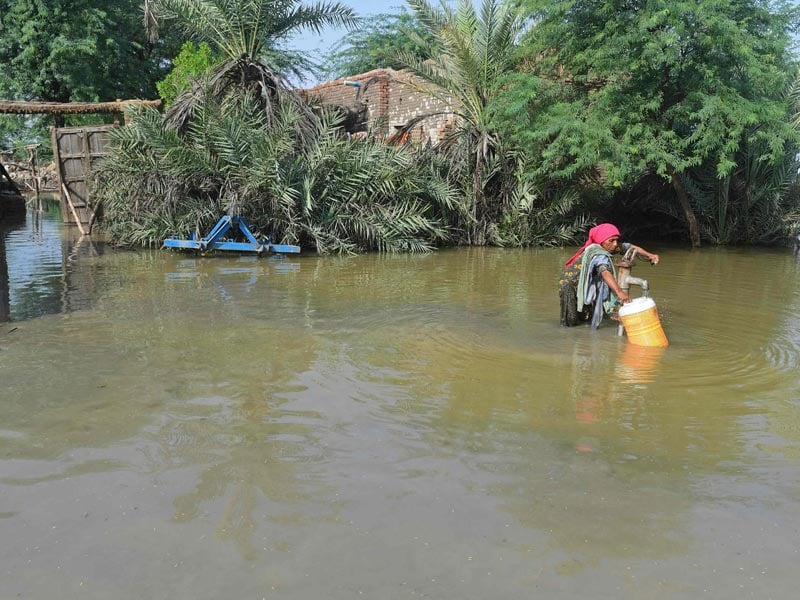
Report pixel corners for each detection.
[163,215,300,255]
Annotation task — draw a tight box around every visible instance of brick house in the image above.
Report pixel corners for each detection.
[301,68,456,144]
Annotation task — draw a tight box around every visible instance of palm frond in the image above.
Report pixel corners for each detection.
[96,90,457,253]
[395,0,525,245]
[271,2,357,38]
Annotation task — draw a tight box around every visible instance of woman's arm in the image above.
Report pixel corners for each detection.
[601,270,630,303]
[629,244,659,265]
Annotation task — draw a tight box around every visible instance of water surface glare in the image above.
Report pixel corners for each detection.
[1,213,799,599]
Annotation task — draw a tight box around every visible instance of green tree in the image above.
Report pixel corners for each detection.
[99,1,458,254]
[145,0,357,81]
[0,0,179,102]
[144,0,357,130]
[95,98,454,252]
[323,8,435,79]
[156,41,217,106]
[396,0,525,245]
[0,0,181,149]
[497,0,798,246]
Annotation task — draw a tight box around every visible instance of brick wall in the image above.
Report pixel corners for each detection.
[302,68,456,143]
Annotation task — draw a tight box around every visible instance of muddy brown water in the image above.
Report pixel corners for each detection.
[1,210,799,599]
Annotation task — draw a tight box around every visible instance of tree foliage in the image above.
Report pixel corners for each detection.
[323,8,436,79]
[97,0,465,254]
[156,41,218,106]
[0,0,180,102]
[396,0,526,245]
[95,98,455,253]
[0,0,182,150]
[144,0,358,82]
[494,0,800,245]
[144,0,357,132]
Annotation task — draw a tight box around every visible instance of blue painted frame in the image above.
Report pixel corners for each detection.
[163,216,300,254]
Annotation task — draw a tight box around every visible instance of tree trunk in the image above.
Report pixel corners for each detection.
[471,151,485,245]
[668,166,701,247]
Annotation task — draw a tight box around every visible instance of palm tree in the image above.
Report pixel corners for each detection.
[144,0,356,66]
[95,97,453,253]
[396,0,523,245]
[143,0,357,129]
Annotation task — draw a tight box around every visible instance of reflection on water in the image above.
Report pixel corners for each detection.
[615,343,666,385]
[1,217,799,599]
[0,202,106,322]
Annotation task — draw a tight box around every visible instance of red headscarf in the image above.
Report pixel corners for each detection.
[564,223,621,267]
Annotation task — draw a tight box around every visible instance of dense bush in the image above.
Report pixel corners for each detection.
[95,94,457,253]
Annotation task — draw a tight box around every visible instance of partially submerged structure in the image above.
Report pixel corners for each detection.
[2,74,455,226]
[0,99,161,230]
[164,215,300,255]
[0,160,25,222]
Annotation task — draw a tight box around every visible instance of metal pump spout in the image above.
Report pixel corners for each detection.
[620,274,649,296]
[615,247,649,336]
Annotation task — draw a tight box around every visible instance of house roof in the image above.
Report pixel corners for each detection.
[301,68,416,95]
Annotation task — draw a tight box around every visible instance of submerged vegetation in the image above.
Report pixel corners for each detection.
[96,94,456,252]
[395,0,525,246]
[97,0,590,252]
[4,0,800,250]
[98,0,462,253]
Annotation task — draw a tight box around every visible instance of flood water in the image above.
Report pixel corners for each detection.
[2,207,799,599]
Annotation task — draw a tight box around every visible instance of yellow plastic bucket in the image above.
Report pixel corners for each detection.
[618,297,669,347]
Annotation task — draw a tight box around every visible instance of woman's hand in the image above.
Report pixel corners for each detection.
[631,245,660,265]
[601,269,631,302]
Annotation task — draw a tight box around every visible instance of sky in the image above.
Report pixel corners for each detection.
[289,1,407,79]
[287,1,466,86]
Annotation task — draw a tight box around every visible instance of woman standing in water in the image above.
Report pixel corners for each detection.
[559,223,659,329]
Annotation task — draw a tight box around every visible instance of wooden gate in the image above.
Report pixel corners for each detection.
[51,125,115,225]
